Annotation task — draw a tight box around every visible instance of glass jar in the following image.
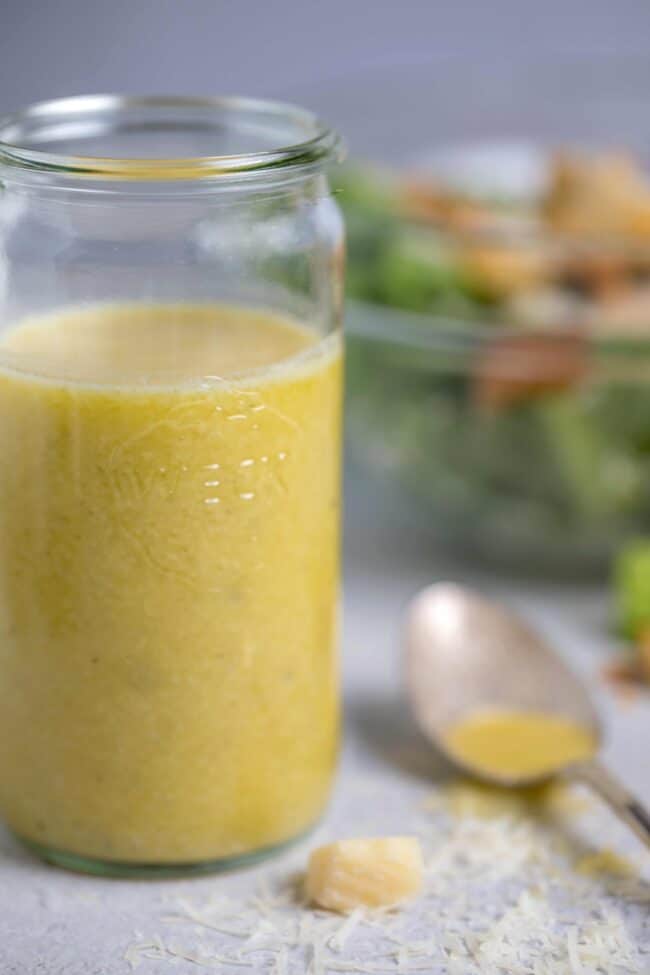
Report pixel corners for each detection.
[0,95,344,876]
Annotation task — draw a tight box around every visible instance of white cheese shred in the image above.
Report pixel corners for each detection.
[123,784,648,975]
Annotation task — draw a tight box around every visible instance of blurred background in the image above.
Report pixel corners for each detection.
[2,0,650,665]
[2,1,649,140]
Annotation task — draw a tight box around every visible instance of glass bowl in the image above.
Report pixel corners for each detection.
[300,54,650,576]
[346,297,650,576]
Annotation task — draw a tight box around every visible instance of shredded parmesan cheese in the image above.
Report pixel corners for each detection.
[124,779,649,975]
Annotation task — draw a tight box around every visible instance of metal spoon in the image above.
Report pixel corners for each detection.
[405,582,650,847]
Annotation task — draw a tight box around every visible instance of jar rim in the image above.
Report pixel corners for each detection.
[0,94,344,181]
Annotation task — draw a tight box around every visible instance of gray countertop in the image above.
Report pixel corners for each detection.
[2,485,649,974]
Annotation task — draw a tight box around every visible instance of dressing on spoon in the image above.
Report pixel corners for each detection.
[405,583,650,847]
[444,708,596,781]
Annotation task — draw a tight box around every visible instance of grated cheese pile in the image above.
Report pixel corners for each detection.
[125,781,650,974]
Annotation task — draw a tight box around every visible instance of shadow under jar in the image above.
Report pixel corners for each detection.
[0,95,344,876]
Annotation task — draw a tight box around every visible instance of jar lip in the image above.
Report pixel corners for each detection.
[0,94,344,181]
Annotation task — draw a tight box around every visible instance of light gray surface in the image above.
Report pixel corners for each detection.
[2,1,650,170]
[1,484,649,973]
[2,3,650,171]
[1,0,649,114]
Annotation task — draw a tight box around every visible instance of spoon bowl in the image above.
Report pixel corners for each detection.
[405,582,650,845]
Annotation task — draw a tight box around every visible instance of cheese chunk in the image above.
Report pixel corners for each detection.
[306,837,423,912]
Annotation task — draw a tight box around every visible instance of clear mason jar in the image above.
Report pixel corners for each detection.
[0,95,344,876]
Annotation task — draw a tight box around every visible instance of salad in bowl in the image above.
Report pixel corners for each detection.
[341,145,650,574]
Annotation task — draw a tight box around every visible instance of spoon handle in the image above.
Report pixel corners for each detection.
[568,758,650,849]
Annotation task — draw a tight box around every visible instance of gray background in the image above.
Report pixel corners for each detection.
[2,0,650,159]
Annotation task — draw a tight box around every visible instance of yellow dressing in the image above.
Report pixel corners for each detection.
[0,302,342,864]
[424,778,590,820]
[575,849,634,878]
[445,709,596,781]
